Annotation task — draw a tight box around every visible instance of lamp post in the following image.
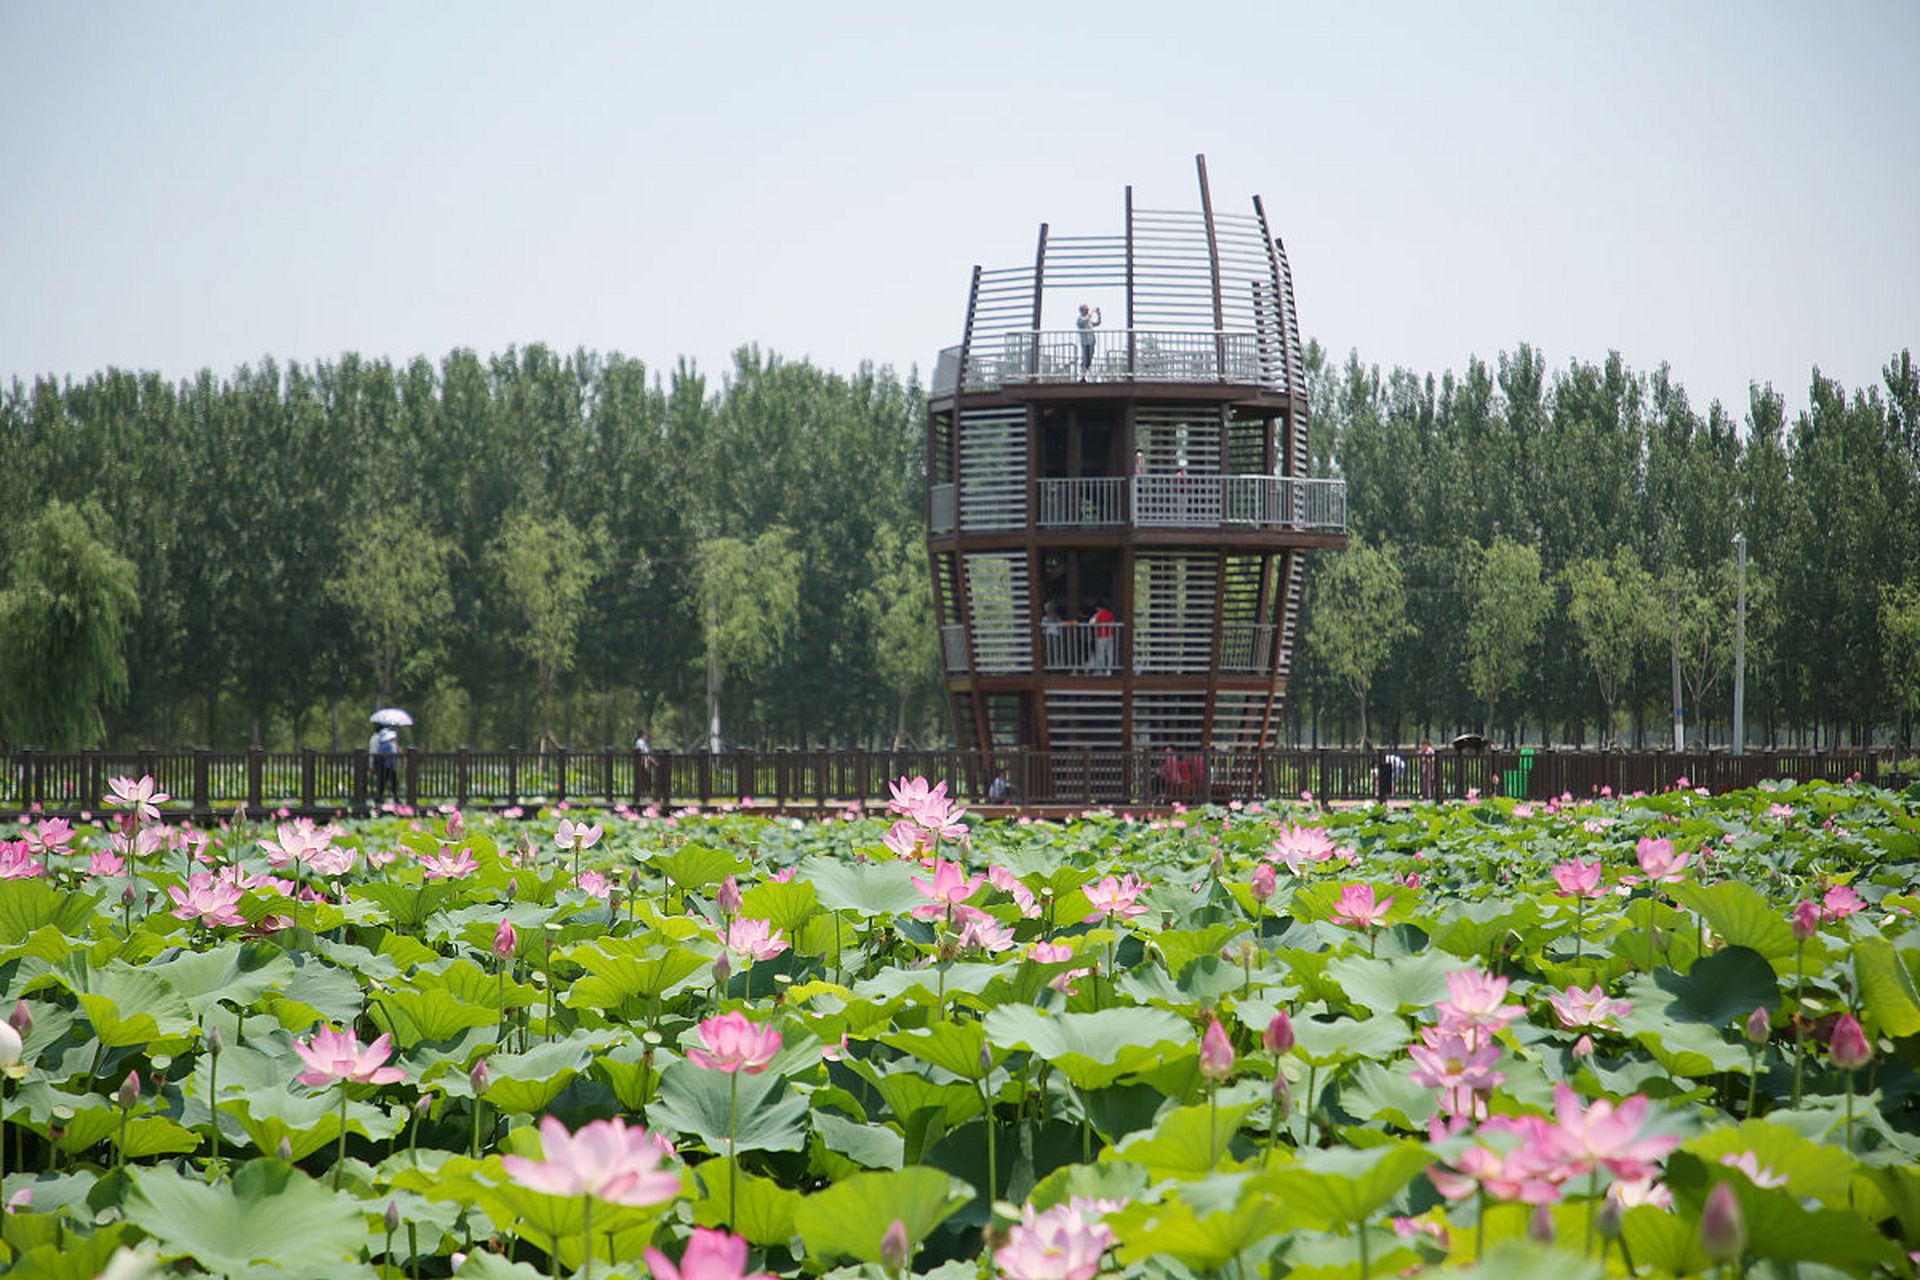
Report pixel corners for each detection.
[1732,532,1747,756]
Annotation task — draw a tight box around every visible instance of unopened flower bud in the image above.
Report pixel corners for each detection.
[712,952,732,988]
[276,1136,293,1161]
[1263,1009,1294,1056]
[1699,1181,1746,1261]
[504,877,519,902]
[385,1200,402,1233]
[1198,1018,1235,1081]
[8,1001,30,1039]
[470,1058,490,1095]
[1250,862,1277,904]
[1595,1195,1624,1240]
[1271,1072,1291,1120]
[880,1218,911,1274]
[979,1042,993,1075]
[116,1070,140,1110]
[415,1094,434,1118]
[1527,1202,1555,1245]
[1830,1013,1872,1071]
[1209,849,1225,878]
[716,875,742,917]
[207,1026,223,1057]
[122,883,138,906]
[1791,898,1819,941]
[493,920,518,959]
[446,810,465,841]
[1745,1006,1770,1047]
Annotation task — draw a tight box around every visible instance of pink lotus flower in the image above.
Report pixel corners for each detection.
[882,820,932,859]
[0,843,45,879]
[725,917,790,962]
[1264,1010,1295,1055]
[1719,1150,1788,1188]
[419,847,478,880]
[1435,970,1525,1044]
[493,920,518,959]
[1427,1114,1564,1204]
[168,873,246,928]
[911,861,983,918]
[1631,837,1690,884]
[686,1011,782,1074]
[1606,1176,1674,1209]
[1830,1013,1872,1070]
[1545,1084,1677,1181]
[504,1115,681,1207]
[87,850,127,877]
[109,826,167,864]
[555,817,604,850]
[105,775,169,825]
[576,870,614,899]
[1551,859,1604,898]
[995,1202,1115,1280]
[259,818,333,868]
[1821,883,1865,921]
[644,1227,776,1280]
[1409,1030,1505,1117]
[956,910,1016,953]
[1250,862,1277,903]
[1199,1018,1236,1081]
[1792,898,1822,940]
[887,774,941,818]
[1269,823,1339,872]
[715,875,743,917]
[987,866,1041,917]
[27,818,74,852]
[1027,941,1073,964]
[1329,883,1394,930]
[1082,874,1150,922]
[1766,803,1794,820]
[1548,985,1632,1031]
[293,1024,406,1087]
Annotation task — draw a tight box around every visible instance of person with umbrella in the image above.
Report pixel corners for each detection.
[368,708,410,808]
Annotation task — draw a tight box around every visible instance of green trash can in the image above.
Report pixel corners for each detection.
[1503,749,1536,799]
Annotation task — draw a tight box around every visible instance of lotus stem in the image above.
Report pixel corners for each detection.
[1475,1186,1486,1260]
[581,1195,593,1280]
[1585,1168,1598,1257]
[334,1079,350,1190]
[1573,895,1583,963]
[728,1069,739,1228]
[1358,1218,1372,1280]
[981,1075,999,1209]
[1303,1064,1317,1147]
[1791,939,1805,1108]
[1844,1070,1854,1154]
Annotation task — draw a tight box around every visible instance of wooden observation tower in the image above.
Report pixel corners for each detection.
[926,157,1346,770]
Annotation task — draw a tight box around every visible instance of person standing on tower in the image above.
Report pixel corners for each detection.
[1077,304,1102,376]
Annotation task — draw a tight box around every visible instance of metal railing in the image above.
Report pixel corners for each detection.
[1225,476,1345,530]
[0,747,1893,814]
[1041,621,1125,674]
[940,329,1269,394]
[940,624,968,673]
[1220,622,1277,673]
[1037,477,1125,527]
[929,482,956,533]
[1132,473,1225,526]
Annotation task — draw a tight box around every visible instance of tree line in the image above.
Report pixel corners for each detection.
[0,341,1915,751]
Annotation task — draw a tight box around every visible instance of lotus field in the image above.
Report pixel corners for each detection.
[0,775,1917,1279]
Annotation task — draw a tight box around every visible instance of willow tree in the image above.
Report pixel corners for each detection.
[695,527,800,752]
[0,500,139,746]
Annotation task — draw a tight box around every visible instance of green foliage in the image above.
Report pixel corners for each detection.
[1302,542,1413,742]
[325,508,457,702]
[0,499,138,746]
[1563,546,1660,743]
[1464,537,1550,733]
[488,511,600,746]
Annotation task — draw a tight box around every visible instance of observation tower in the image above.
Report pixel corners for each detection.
[926,157,1346,773]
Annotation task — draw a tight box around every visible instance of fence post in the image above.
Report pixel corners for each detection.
[554,747,568,806]
[404,747,420,810]
[351,748,368,813]
[191,747,211,815]
[299,747,316,811]
[247,746,265,813]
[457,748,471,809]
[506,748,520,811]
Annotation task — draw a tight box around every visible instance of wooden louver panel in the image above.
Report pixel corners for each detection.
[1132,691,1206,751]
[958,407,1027,530]
[1045,691,1124,750]
[964,551,1031,674]
[1133,553,1216,674]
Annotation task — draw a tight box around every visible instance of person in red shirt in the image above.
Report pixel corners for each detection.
[1091,600,1117,674]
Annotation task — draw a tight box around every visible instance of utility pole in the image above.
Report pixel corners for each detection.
[1732,532,1747,756]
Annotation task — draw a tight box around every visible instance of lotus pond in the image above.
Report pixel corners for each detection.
[0,777,1917,1280]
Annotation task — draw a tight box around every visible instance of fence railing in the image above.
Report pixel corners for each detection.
[0,747,1896,816]
[1037,477,1126,527]
[939,624,968,674]
[1041,621,1126,673]
[929,482,956,533]
[943,329,1270,394]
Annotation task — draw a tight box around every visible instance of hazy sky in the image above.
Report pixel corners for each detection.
[4,2,1916,418]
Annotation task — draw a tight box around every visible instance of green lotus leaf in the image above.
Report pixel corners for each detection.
[799,856,927,916]
[649,1060,808,1153]
[654,844,750,891]
[145,941,297,1016]
[1854,937,1920,1037]
[351,881,462,931]
[1324,951,1456,1015]
[1248,1140,1431,1228]
[564,938,710,1013]
[220,1084,402,1161]
[690,1156,803,1245]
[1151,923,1247,976]
[0,1222,131,1280]
[1110,1177,1298,1269]
[738,879,819,934]
[1666,1151,1900,1270]
[1027,1158,1150,1211]
[1680,1119,1860,1206]
[1624,944,1779,1027]
[0,880,100,944]
[124,1160,366,1274]
[879,1019,1000,1080]
[844,1058,983,1133]
[261,959,366,1031]
[792,1166,972,1264]
[1665,881,1797,959]
[482,1039,594,1113]
[419,957,539,1010]
[1287,1013,1412,1068]
[1107,1099,1258,1179]
[374,987,503,1048]
[813,1111,904,1170]
[983,1006,1194,1089]
[1339,1058,1437,1129]
[1446,1241,1602,1280]
[116,1115,203,1159]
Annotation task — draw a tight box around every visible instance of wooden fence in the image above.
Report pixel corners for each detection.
[0,747,1899,820]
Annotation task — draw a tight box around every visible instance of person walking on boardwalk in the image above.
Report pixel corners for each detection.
[1077,304,1102,375]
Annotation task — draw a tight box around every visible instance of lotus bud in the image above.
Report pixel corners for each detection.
[385,1200,402,1234]
[415,1094,434,1118]
[0,1021,21,1071]
[116,1070,140,1110]
[504,877,519,902]
[1526,1202,1555,1245]
[122,882,138,907]
[1745,1006,1770,1047]
[1830,1013,1872,1071]
[493,920,518,959]
[8,1001,30,1039]
[1699,1181,1746,1261]
[1791,898,1820,941]
[979,1042,993,1076]
[1209,849,1225,878]
[880,1218,911,1274]
[277,1136,293,1161]
[1595,1195,1624,1241]
[207,1026,223,1057]
[1264,1009,1295,1056]
[470,1057,491,1095]
[1198,1018,1235,1081]
[1250,862,1277,904]
[1271,1071,1291,1120]
[1572,1034,1595,1058]
[712,952,732,989]
[628,868,643,893]
[446,809,465,841]
[716,875,742,917]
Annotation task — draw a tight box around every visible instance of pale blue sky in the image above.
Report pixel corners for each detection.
[3,2,1916,417]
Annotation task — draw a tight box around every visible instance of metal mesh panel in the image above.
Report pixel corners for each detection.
[1133,553,1216,673]
[958,407,1027,530]
[964,551,1032,674]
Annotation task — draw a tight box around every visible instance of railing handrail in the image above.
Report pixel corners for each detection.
[0,746,1891,815]
[944,327,1275,393]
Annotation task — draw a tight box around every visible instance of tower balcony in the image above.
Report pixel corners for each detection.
[933,328,1279,396]
[929,475,1346,535]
